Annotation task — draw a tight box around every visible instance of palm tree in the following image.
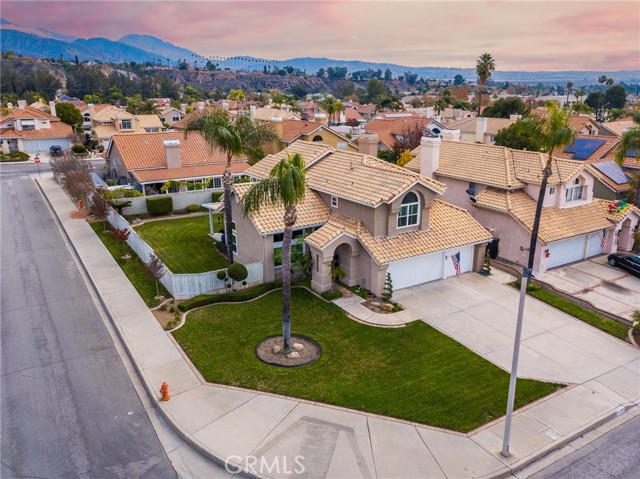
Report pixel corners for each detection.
[614,126,640,206]
[576,88,586,103]
[242,152,306,352]
[476,53,496,116]
[184,108,277,262]
[526,101,576,272]
[566,82,574,106]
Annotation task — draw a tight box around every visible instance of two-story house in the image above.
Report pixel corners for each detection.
[90,105,163,149]
[158,106,185,128]
[0,101,73,153]
[230,141,492,296]
[405,134,639,273]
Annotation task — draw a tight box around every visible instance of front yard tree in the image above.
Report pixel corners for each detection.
[146,254,167,298]
[614,126,640,206]
[109,227,131,259]
[242,152,306,353]
[89,191,111,231]
[185,108,276,263]
[55,102,83,131]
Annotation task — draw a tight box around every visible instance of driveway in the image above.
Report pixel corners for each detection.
[535,256,640,320]
[393,272,639,385]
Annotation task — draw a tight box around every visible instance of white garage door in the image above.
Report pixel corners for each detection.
[23,139,70,152]
[547,236,587,268]
[387,251,443,289]
[586,231,604,258]
[443,245,474,279]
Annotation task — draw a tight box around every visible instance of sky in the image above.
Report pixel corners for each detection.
[2,0,639,71]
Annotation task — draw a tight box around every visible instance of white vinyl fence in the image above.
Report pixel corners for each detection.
[107,210,263,299]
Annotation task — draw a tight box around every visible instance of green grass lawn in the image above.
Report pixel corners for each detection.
[134,215,226,274]
[173,288,561,432]
[90,222,169,307]
[511,282,630,342]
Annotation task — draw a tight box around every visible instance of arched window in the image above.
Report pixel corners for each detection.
[397,192,419,228]
[312,135,323,142]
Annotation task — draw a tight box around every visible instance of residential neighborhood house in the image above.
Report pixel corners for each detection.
[91,105,163,149]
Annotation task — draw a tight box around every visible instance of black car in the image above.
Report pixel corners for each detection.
[607,253,640,277]
[49,145,62,156]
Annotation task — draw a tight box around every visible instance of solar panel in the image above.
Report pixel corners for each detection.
[592,161,630,185]
[563,138,606,160]
[626,149,638,158]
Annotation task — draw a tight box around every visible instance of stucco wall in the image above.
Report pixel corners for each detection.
[435,176,480,212]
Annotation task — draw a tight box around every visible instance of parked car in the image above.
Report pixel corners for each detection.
[49,145,63,156]
[607,253,640,277]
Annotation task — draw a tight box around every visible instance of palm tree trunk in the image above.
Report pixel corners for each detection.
[477,90,482,117]
[281,208,296,353]
[526,152,553,276]
[222,166,235,264]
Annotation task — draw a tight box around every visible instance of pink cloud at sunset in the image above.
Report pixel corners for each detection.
[2,0,638,71]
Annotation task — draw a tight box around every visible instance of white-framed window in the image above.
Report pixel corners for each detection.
[213,177,222,189]
[565,178,584,202]
[172,116,180,122]
[397,192,419,228]
[549,186,556,194]
[121,119,132,130]
[331,196,338,207]
[231,221,237,254]
[21,119,35,130]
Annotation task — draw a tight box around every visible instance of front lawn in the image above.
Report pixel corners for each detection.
[90,223,169,307]
[134,215,226,273]
[173,288,561,432]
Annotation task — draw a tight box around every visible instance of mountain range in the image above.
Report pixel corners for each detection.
[2,17,639,84]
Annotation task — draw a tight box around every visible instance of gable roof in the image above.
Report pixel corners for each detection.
[245,141,333,179]
[306,200,492,264]
[599,120,635,137]
[251,107,300,122]
[553,135,619,162]
[132,162,249,184]
[364,115,437,149]
[447,117,515,135]
[0,121,73,140]
[280,119,355,147]
[0,106,59,123]
[474,188,639,243]
[171,106,216,130]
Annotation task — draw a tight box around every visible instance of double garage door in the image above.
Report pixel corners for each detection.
[23,139,70,153]
[387,245,474,290]
[546,233,603,269]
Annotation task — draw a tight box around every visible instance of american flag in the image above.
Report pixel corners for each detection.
[451,251,461,278]
[598,229,606,250]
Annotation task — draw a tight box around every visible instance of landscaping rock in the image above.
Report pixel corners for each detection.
[132,218,142,225]
[370,301,381,307]
[286,351,300,359]
[381,303,393,312]
[272,345,282,354]
[292,342,304,351]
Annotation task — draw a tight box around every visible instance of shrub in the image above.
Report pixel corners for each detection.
[216,269,227,280]
[71,144,87,154]
[165,319,176,330]
[212,192,223,202]
[169,306,176,313]
[0,151,29,162]
[228,263,248,282]
[321,290,343,301]
[106,178,117,186]
[146,196,173,215]
[185,204,201,213]
[159,304,167,311]
[178,281,282,311]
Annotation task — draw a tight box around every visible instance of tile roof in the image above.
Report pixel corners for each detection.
[131,162,249,184]
[447,117,515,135]
[474,188,639,243]
[78,103,110,113]
[233,184,331,234]
[344,108,364,121]
[364,116,436,149]
[110,131,247,170]
[281,120,323,142]
[251,107,300,122]
[245,141,333,179]
[91,105,134,122]
[171,107,216,130]
[553,135,618,162]
[0,106,58,122]
[306,200,492,264]
[0,121,73,140]
[599,120,635,137]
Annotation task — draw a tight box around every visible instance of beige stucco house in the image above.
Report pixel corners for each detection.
[406,135,640,273]
[91,105,163,149]
[229,141,492,296]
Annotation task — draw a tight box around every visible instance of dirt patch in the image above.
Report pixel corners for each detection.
[152,299,183,330]
[256,335,321,367]
[361,299,404,314]
[69,210,87,219]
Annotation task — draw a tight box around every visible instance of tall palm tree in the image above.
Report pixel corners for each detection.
[184,108,277,262]
[242,152,306,352]
[526,101,576,272]
[614,126,640,206]
[565,81,574,106]
[576,88,586,103]
[476,53,496,116]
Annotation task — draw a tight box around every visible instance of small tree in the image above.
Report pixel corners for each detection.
[66,169,93,206]
[146,254,167,298]
[89,191,111,231]
[228,262,248,286]
[55,102,84,131]
[330,264,346,290]
[382,273,393,302]
[50,151,84,180]
[108,227,131,258]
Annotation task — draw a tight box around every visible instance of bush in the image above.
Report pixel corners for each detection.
[185,204,201,213]
[212,192,223,202]
[216,270,227,280]
[159,304,167,311]
[1,151,30,162]
[146,196,173,215]
[178,281,282,311]
[71,144,87,154]
[321,290,343,300]
[228,263,248,282]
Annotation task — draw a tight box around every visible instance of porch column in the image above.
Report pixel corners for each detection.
[309,245,332,293]
[208,209,214,237]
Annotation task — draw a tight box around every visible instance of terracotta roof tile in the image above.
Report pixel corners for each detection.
[0,106,58,123]
[131,162,249,184]
[447,117,515,135]
[245,141,333,179]
[553,135,619,162]
[0,121,73,139]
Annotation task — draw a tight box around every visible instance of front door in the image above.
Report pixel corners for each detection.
[8,139,19,153]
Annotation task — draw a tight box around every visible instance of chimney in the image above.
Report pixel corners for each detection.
[441,129,461,142]
[18,100,26,109]
[88,103,95,116]
[358,133,379,157]
[7,102,13,110]
[49,101,56,117]
[250,105,256,120]
[425,106,434,118]
[180,103,187,114]
[475,117,488,143]
[197,101,205,111]
[163,140,181,169]
[420,135,441,178]
[509,114,522,121]
[314,113,328,125]
[271,116,284,139]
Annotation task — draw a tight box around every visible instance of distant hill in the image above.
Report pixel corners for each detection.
[1,17,77,42]
[118,34,200,63]
[71,37,158,63]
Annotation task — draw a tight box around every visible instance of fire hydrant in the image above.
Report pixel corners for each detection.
[159,382,171,401]
[78,199,84,210]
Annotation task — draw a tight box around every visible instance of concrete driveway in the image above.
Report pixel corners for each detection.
[393,272,639,385]
[535,256,640,320]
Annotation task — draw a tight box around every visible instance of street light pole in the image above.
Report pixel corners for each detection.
[501,266,530,457]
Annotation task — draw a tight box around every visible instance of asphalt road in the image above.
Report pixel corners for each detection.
[532,414,640,479]
[1,165,177,478]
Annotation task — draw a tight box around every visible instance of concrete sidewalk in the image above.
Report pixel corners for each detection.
[38,174,640,479]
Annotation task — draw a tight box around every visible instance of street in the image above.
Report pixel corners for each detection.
[0,164,177,479]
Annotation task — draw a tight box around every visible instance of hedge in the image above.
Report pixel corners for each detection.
[185,204,201,212]
[71,144,87,154]
[178,281,281,311]
[146,196,173,215]
[0,151,30,162]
